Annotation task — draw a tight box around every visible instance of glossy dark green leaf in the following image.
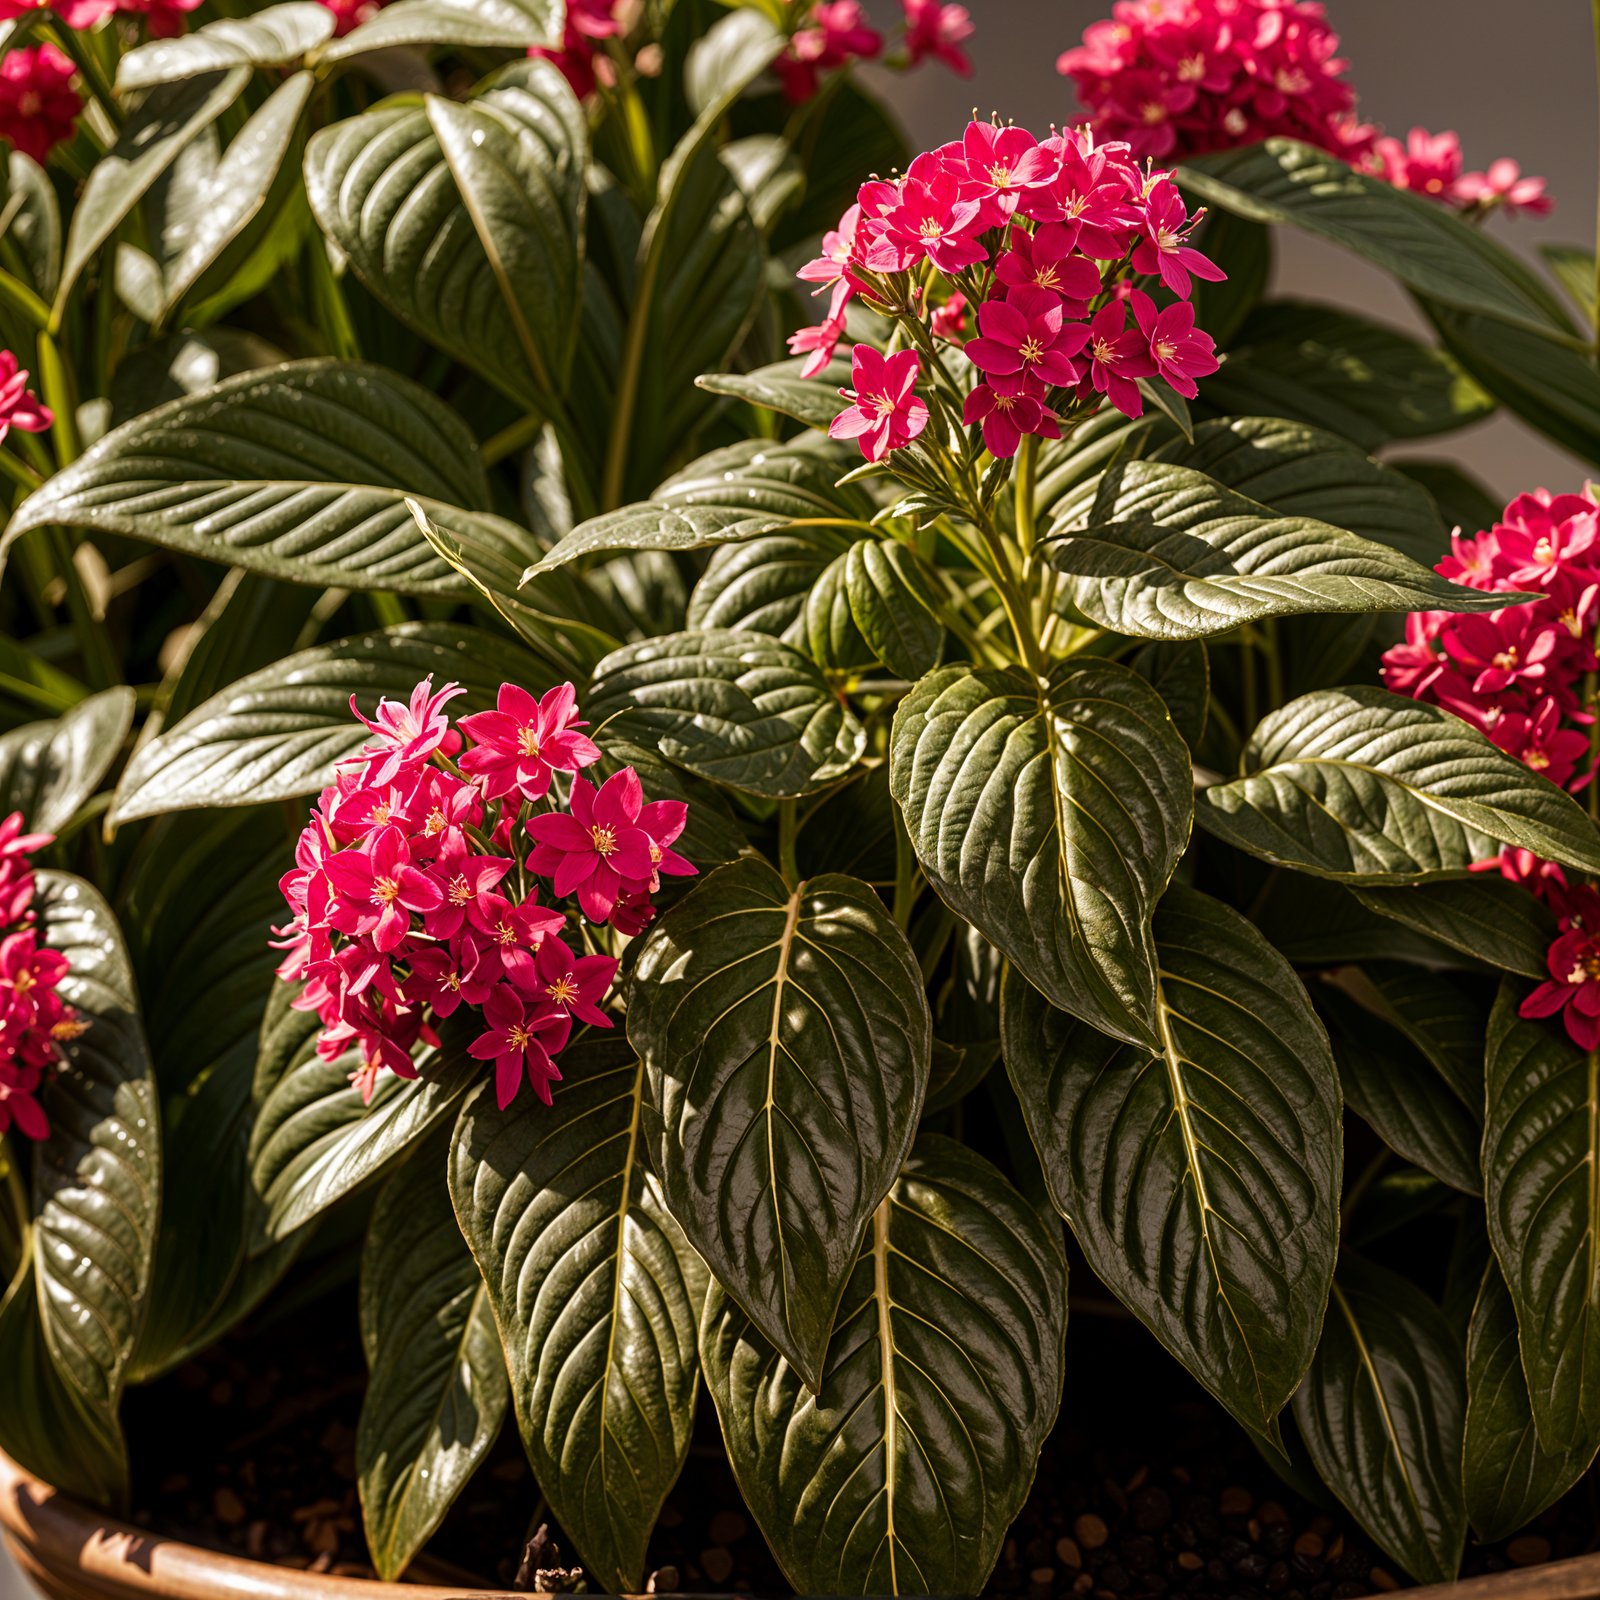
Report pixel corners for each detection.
[116,3,330,89]
[1198,301,1493,449]
[1003,884,1341,1434]
[1128,640,1208,751]
[0,687,133,833]
[586,629,865,799]
[1251,873,1471,969]
[1197,687,1600,882]
[528,436,868,576]
[247,1026,480,1247]
[702,1133,1066,1595]
[322,0,559,59]
[358,1134,508,1581]
[425,62,587,397]
[807,550,875,673]
[1358,963,1487,1115]
[793,760,898,885]
[1463,1257,1594,1542]
[1345,1166,1453,1249]
[1483,984,1600,1456]
[4,361,507,596]
[1321,987,1481,1194]
[687,535,833,644]
[108,623,549,826]
[891,661,1192,1050]
[1188,209,1271,351]
[695,355,852,430]
[1390,461,1502,542]
[923,1036,1000,1115]
[846,540,942,681]
[1046,459,1503,641]
[450,1038,707,1591]
[631,858,930,1390]
[1177,140,1578,346]
[1351,878,1556,980]
[29,873,160,1432]
[1293,1254,1467,1585]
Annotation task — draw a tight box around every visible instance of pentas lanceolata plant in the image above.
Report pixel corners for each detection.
[274,679,693,1111]
[0,811,84,1142]
[1057,0,1549,218]
[1380,489,1600,1048]
[796,117,1225,464]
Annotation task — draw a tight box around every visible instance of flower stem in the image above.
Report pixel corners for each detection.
[1014,432,1039,562]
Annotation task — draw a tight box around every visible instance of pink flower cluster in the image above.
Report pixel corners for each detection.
[0,813,84,1143]
[529,0,627,101]
[0,0,201,49]
[774,0,974,103]
[0,44,82,166]
[274,678,693,1112]
[1056,2,1550,217]
[1378,487,1600,1051]
[802,117,1223,462]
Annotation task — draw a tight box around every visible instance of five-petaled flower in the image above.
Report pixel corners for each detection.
[458,682,601,803]
[827,347,929,463]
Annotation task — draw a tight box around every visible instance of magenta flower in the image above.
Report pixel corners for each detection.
[1374,127,1462,200]
[1522,887,1600,1050]
[0,44,81,166]
[964,378,1059,460]
[471,891,565,989]
[796,203,866,298]
[469,983,570,1109]
[637,798,694,880]
[526,767,659,923]
[902,0,972,76]
[787,279,851,380]
[458,682,601,804]
[531,938,617,1029]
[1452,159,1552,218]
[0,351,51,444]
[325,825,443,952]
[1439,610,1562,696]
[827,346,929,463]
[424,830,513,940]
[872,152,986,276]
[966,293,1090,389]
[1129,290,1218,398]
[0,811,48,926]
[931,291,968,342]
[348,675,465,786]
[1437,530,1507,590]
[993,223,1101,309]
[956,121,1055,224]
[1084,302,1156,417]
[1490,698,1590,790]
[1130,181,1226,299]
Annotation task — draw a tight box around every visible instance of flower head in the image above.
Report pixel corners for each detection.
[1129,290,1218,398]
[526,766,658,923]
[1522,887,1600,1050]
[901,0,973,77]
[469,983,569,1109]
[0,44,80,166]
[348,676,465,786]
[827,346,929,463]
[458,682,601,804]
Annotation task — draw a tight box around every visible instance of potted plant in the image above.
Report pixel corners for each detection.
[2,0,1600,1596]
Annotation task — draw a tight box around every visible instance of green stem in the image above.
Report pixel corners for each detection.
[48,526,121,689]
[1014,432,1039,563]
[35,330,78,465]
[0,446,42,494]
[481,412,545,470]
[777,799,799,891]
[0,267,48,331]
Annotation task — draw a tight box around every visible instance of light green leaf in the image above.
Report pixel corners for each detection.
[695,355,852,430]
[450,1038,706,1592]
[1003,884,1341,1435]
[686,535,834,645]
[320,0,560,60]
[1294,1254,1467,1584]
[630,858,930,1391]
[0,687,133,833]
[846,539,942,681]
[702,1134,1066,1595]
[806,550,874,673]
[1539,242,1596,327]
[358,1134,508,1581]
[115,3,332,90]
[890,661,1193,1050]
[108,622,551,827]
[586,629,865,798]
[1195,686,1600,882]
[1045,459,1507,640]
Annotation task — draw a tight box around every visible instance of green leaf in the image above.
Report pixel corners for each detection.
[586,629,865,799]
[1148,415,1450,567]
[115,3,332,90]
[247,1025,480,1246]
[1177,139,1579,347]
[695,355,852,430]
[358,1133,508,1581]
[1045,459,1505,641]
[321,0,560,59]
[1356,963,1487,1114]
[528,436,867,576]
[846,540,942,681]
[1198,301,1493,449]
[1292,1254,1467,1585]
[1350,878,1557,980]
[29,873,160,1434]
[1389,461,1502,543]
[701,1133,1066,1595]
[1251,873,1472,970]
[1002,884,1341,1435]
[5,151,59,302]
[1189,209,1271,351]
[1539,242,1596,327]
[107,326,288,428]
[890,661,1192,1050]
[686,535,833,645]
[806,550,875,673]
[1463,1257,1594,1543]
[1425,300,1600,468]
[56,68,251,318]
[1135,373,1194,441]
[1483,984,1600,1457]
[1128,640,1208,751]
[4,360,510,596]
[0,686,133,833]
[424,61,588,397]
[630,858,930,1391]
[1345,1166,1454,1250]
[0,1260,129,1510]
[108,623,551,826]
[1195,686,1600,882]
[450,1038,707,1592]
[1321,987,1481,1194]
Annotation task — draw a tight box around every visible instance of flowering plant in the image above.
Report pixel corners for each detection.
[1,0,1600,1593]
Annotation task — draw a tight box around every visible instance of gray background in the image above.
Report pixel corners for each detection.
[0,4,1590,1598]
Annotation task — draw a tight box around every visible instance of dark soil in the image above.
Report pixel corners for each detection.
[121,1263,1599,1598]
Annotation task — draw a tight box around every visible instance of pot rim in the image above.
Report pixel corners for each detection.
[4,1442,1600,1600]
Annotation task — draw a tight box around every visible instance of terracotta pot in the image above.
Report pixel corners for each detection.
[5,1444,1600,1600]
